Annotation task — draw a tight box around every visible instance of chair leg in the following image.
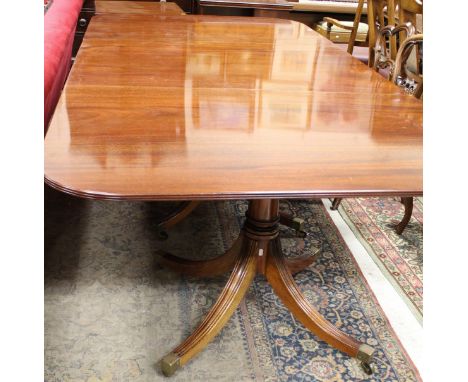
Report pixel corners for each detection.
[330,198,343,210]
[395,197,413,235]
[347,0,365,54]
[160,238,257,376]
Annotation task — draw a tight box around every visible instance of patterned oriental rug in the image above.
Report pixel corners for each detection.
[334,198,423,323]
[45,188,421,382]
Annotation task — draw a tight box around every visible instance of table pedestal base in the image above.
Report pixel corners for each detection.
[158,199,374,377]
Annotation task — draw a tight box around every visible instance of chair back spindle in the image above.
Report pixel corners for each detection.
[367,0,422,67]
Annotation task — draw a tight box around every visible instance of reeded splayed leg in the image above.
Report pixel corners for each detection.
[160,238,257,376]
[159,198,374,377]
[279,204,317,273]
[284,247,320,274]
[156,201,200,240]
[264,237,374,372]
[155,235,242,277]
[156,230,317,278]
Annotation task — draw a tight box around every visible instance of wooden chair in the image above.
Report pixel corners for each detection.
[331,31,423,234]
[316,0,367,55]
[309,1,423,234]
[391,33,423,233]
[367,0,423,67]
[372,22,415,78]
[316,0,422,67]
[315,0,421,63]
[392,33,423,97]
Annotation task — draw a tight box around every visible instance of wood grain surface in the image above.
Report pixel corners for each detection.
[197,0,292,10]
[44,14,422,201]
[95,1,185,15]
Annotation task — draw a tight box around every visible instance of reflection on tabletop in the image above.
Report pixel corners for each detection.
[44,16,422,198]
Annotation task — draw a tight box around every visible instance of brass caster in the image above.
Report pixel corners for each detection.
[157,230,169,241]
[357,343,375,376]
[361,361,373,375]
[161,352,181,377]
[290,217,305,232]
[287,217,306,237]
[279,215,306,237]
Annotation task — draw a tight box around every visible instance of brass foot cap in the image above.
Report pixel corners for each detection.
[356,344,375,363]
[311,246,320,256]
[291,217,305,231]
[357,344,375,375]
[161,352,181,377]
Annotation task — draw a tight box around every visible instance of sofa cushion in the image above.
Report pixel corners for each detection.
[44,0,83,131]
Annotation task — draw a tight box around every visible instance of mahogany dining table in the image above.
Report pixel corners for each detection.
[44,13,422,377]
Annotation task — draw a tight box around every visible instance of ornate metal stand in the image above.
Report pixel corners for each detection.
[157,199,374,376]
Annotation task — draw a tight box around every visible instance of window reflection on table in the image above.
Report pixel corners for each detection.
[50,15,421,176]
[183,20,374,135]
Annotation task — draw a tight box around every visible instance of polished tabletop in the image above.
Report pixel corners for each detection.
[197,0,292,10]
[95,1,185,15]
[44,14,423,201]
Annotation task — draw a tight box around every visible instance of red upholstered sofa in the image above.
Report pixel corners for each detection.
[44,0,83,132]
